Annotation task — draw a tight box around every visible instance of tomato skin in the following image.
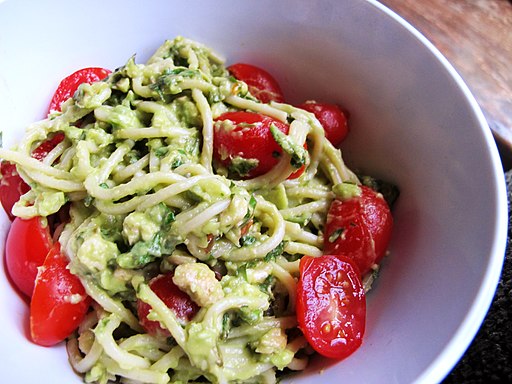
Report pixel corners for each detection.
[298,101,349,147]
[137,273,199,337]
[213,111,291,179]
[324,186,393,275]
[296,254,366,360]
[30,243,90,346]
[228,63,285,103]
[5,217,53,297]
[0,133,66,220]
[30,132,65,161]
[0,162,30,221]
[47,67,111,114]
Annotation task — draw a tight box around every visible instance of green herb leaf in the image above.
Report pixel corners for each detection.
[269,124,309,169]
[240,235,256,247]
[264,241,286,262]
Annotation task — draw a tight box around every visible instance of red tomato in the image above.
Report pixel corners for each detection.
[31,132,66,161]
[296,254,366,360]
[30,243,90,346]
[324,186,393,275]
[47,67,111,114]
[213,111,305,179]
[0,133,66,220]
[298,101,349,147]
[5,216,52,297]
[137,273,199,337]
[0,162,30,221]
[228,63,285,103]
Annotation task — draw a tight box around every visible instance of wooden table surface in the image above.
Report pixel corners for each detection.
[379,0,512,170]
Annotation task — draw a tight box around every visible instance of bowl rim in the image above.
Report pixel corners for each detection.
[0,0,508,383]
[369,1,509,383]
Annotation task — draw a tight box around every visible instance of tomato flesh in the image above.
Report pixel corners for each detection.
[324,186,393,275]
[298,101,349,147]
[0,133,66,220]
[5,217,52,297]
[296,254,366,360]
[228,63,285,103]
[30,243,90,346]
[47,67,111,114]
[137,273,199,337]
[0,162,30,221]
[31,132,66,161]
[214,111,293,179]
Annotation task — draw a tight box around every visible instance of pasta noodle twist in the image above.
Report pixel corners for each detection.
[0,36,361,384]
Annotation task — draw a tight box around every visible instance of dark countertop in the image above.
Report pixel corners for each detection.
[443,171,512,383]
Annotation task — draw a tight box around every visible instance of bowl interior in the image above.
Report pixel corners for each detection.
[0,1,507,383]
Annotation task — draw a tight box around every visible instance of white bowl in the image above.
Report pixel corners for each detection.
[0,0,507,383]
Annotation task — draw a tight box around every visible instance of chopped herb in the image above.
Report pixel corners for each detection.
[269,123,309,169]
[243,194,257,224]
[259,275,275,296]
[221,313,231,340]
[125,150,141,164]
[264,241,286,262]
[99,182,109,189]
[240,235,256,247]
[171,157,184,169]
[163,210,175,227]
[228,157,259,178]
[155,147,169,158]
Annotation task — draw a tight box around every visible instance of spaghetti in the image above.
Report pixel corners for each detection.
[0,36,363,384]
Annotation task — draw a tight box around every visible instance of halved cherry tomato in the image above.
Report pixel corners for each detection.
[0,133,65,220]
[324,186,393,275]
[137,273,199,337]
[5,216,52,297]
[213,111,305,179]
[228,63,285,103]
[298,101,349,147]
[30,132,66,161]
[30,242,90,346]
[0,162,30,221]
[47,67,111,114]
[296,254,366,360]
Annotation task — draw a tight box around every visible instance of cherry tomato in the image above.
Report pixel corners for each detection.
[324,186,393,275]
[30,243,90,346]
[137,273,199,337]
[5,216,52,297]
[228,63,285,103]
[0,133,66,220]
[30,132,65,161]
[0,162,30,221]
[296,254,366,360]
[298,101,349,147]
[47,67,111,114]
[213,111,305,179]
